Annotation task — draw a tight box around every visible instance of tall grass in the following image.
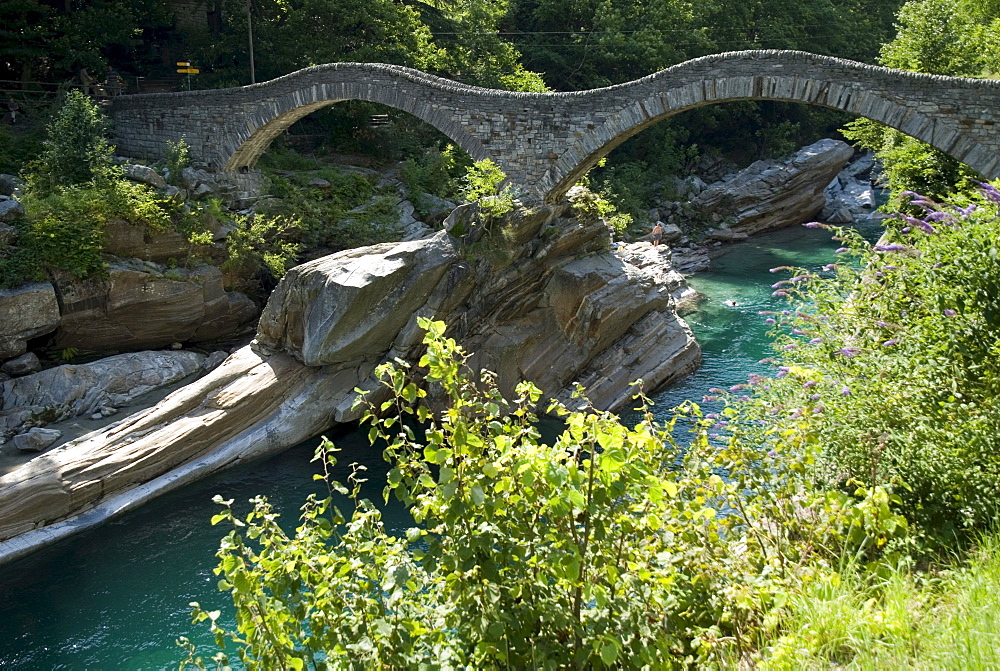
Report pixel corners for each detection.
[751,534,1000,669]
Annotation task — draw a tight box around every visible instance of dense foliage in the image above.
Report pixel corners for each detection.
[843,0,1000,206]
[181,319,870,668]
[754,187,1000,543]
[185,184,1000,667]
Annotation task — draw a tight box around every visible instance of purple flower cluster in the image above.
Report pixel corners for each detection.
[978,181,1000,205]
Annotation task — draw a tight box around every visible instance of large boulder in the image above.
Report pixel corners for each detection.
[122,164,167,190]
[1,352,40,376]
[674,139,854,236]
[257,232,460,365]
[0,283,60,359]
[0,174,21,197]
[0,198,24,223]
[52,261,257,351]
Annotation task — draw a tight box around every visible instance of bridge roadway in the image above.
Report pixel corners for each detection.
[111,50,1000,201]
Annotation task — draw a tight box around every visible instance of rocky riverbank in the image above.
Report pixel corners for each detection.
[0,136,883,563]
[0,199,701,564]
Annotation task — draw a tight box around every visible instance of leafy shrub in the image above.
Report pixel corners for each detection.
[184,319,907,669]
[570,159,635,236]
[257,145,326,172]
[460,158,516,218]
[221,213,301,291]
[2,185,109,284]
[750,187,1000,544]
[399,144,469,204]
[262,169,400,252]
[164,139,192,185]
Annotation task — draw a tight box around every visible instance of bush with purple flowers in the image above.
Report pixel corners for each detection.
[745,187,1000,544]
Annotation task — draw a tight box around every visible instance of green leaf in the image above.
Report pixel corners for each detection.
[599,640,620,665]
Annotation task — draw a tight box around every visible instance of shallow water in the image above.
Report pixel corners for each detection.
[0,222,862,669]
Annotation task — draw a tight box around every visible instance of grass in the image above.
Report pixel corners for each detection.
[746,534,1000,669]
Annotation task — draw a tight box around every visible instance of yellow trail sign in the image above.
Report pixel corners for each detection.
[177,68,200,74]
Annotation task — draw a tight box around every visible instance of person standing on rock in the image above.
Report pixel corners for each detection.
[651,221,664,247]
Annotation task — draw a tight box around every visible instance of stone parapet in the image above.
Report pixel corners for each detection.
[111,50,1000,201]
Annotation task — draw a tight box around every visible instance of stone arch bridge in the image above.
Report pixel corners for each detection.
[111,50,1000,202]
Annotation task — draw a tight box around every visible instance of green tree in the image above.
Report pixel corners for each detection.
[0,0,168,82]
[28,89,113,191]
[843,0,1000,204]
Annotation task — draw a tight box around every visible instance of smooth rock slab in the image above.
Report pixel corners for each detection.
[0,350,205,434]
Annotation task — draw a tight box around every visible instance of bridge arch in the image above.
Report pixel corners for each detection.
[218,68,496,172]
[111,51,1000,201]
[534,51,1000,200]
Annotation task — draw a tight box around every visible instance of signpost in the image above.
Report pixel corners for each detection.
[176,62,199,90]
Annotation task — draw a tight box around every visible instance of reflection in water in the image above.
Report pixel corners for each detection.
[0,222,869,669]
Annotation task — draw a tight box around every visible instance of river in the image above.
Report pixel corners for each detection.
[0,221,864,668]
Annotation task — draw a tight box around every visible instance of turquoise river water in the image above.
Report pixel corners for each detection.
[0,222,863,668]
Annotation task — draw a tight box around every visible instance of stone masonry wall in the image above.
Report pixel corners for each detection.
[111,50,1000,201]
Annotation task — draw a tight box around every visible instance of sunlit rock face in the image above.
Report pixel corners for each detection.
[0,201,700,562]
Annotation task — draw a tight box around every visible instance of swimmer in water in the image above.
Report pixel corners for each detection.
[725,299,738,306]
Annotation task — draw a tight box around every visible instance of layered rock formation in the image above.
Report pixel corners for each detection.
[656,139,854,237]
[0,283,60,359]
[51,261,256,351]
[0,202,700,563]
[0,350,205,439]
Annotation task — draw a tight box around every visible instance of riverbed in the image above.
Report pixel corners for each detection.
[0,221,862,668]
